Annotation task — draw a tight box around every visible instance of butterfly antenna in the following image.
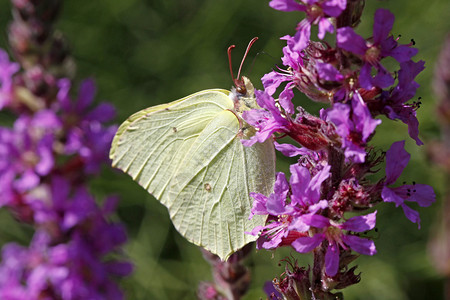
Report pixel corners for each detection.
[236,37,259,80]
[227,44,237,83]
[227,37,259,94]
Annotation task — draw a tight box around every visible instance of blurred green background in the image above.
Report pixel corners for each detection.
[0,0,449,299]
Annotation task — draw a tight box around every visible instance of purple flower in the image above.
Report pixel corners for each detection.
[337,9,418,90]
[322,92,381,162]
[28,177,98,231]
[291,211,377,276]
[65,121,118,174]
[0,49,20,109]
[242,90,289,146]
[378,60,425,145]
[57,79,116,124]
[248,164,330,249]
[243,87,336,151]
[270,0,347,51]
[0,115,57,206]
[381,141,435,227]
[262,38,333,104]
[57,79,117,173]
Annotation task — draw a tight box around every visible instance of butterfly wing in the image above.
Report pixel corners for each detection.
[110,89,275,260]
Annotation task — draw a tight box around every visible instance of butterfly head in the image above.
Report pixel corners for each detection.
[228,38,259,113]
[230,76,259,114]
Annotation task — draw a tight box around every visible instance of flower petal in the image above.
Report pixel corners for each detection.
[406,184,435,207]
[381,186,404,206]
[262,71,289,96]
[342,235,377,255]
[341,211,377,232]
[269,0,305,12]
[249,192,268,218]
[302,214,330,228]
[385,141,410,185]
[337,27,367,55]
[373,9,394,45]
[316,62,344,82]
[292,19,311,51]
[325,242,339,276]
[292,234,325,253]
[322,0,346,16]
[274,142,311,157]
[401,203,421,228]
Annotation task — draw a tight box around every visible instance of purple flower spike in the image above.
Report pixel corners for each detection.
[58,79,116,124]
[381,141,435,227]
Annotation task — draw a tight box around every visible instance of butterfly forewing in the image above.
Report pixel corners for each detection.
[110,89,232,200]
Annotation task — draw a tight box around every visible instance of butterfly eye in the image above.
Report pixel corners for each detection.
[235,82,247,95]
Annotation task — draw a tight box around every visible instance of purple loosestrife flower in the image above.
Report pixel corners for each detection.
[57,78,117,173]
[291,211,377,276]
[243,89,337,150]
[262,37,338,104]
[29,177,98,231]
[270,0,346,51]
[0,49,20,109]
[248,164,330,250]
[57,79,116,124]
[242,90,290,147]
[337,9,418,90]
[0,112,59,207]
[322,92,381,163]
[374,60,425,145]
[381,141,435,227]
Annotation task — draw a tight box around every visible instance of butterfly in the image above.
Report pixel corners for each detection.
[109,38,275,260]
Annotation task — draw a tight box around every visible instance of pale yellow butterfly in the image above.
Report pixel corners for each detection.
[110,38,275,260]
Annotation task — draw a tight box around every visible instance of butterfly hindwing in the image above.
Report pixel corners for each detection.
[168,109,274,259]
